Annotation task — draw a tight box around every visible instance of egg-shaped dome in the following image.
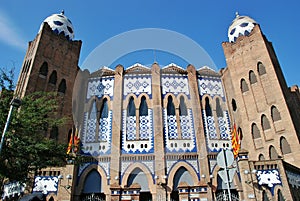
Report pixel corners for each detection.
[228,13,257,43]
[39,11,74,40]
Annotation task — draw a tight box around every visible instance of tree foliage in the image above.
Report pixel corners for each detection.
[0,68,68,183]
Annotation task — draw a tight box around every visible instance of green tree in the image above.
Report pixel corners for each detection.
[0,68,68,184]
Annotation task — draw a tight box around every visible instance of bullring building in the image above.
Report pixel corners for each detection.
[6,10,300,201]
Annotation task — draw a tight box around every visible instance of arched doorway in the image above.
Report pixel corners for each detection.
[81,170,105,201]
[127,168,152,201]
[171,167,193,201]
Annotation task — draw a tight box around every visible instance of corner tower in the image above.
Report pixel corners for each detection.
[15,11,82,143]
[222,13,300,166]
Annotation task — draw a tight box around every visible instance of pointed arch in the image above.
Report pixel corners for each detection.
[258,62,266,75]
[167,161,199,190]
[240,78,249,93]
[271,106,281,122]
[269,145,279,159]
[121,162,154,192]
[216,98,223,117]
[179,96,188,116]
[127,96,136,117]
[39,62,48,77]
[251,123,261,139]
[58,79,66,94]
[100,98,109,119]
[261,114,271,130]
[77,164,110,195]
[167,95,176,115]
[231,98,237,112]
[280,136,291,154]
[249,70,257,84]
[139,96,148,116]
[259,154,265,161]
[49,70,57,85]
[205,97,212,116]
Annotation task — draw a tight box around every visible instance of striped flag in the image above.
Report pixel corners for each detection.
[66,130,73,155]
[231,123,241,158]
[73,126,80,153]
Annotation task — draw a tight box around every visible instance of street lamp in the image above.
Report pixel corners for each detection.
[0,97,22,154]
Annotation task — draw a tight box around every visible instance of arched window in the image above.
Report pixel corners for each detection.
[231,98,237,112]
[167,96,175,115]
[216,98,223,117]
[58,79,66,93]
[205,97,212,116]
[269,145,279,159]
[89,100,97,119]
[271,106,281,122]
[261,115,271,130]
[127,97,136,117]
[257,62,266,75]
[139,96,148,116]
[39,62,48,77]
[252,123,261,139]
[249,70,257,84]
[100,98,108,118]
[49,71,57,85]
[280,137,291,154]
[241,79,249,93]
[179,96,187,116]
[259,154,265,161]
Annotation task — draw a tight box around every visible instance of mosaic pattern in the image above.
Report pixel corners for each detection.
[166,160,199,177]
[140,115,151,140]
[122,110,154,154]
[198,77,225,100]
[180,115,192,139]
[123,75,151,98]
[87,77,114,99]
[164,109,197,153]
[167,115,178,139]
[205,115,217,139]
[257,169,282,195]
[121,161,155,178]
[203,110,232,152]
[33,176,58,194]
[162,75,190,98]
[86,119,97,142]
[82,111,113,156]
[126,116,137,140]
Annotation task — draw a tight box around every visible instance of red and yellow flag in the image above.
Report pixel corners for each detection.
[73,126,80,153]
[66,131,73,155]
[231,123,241,158]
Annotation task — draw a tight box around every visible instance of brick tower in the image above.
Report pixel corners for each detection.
[15,11,82,143]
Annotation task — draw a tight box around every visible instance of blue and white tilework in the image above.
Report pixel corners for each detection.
[164,109,197,153]
[121,161,155,179]
[82,111,113,156]
[78,162,110,179]
[166,160,199,178]
[256,169,282,195]
[198,77,225,101]
[87,77,114,100]
[203,110,231,152]
[123,74,151,98]
[162,75,190,98]
[33,176,59,194]
[122,109,154,154]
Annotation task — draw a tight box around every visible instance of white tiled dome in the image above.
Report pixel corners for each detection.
[228,13,257,43]
[39,11,74,40]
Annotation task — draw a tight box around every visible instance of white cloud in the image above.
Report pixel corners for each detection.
[0,11,27,50]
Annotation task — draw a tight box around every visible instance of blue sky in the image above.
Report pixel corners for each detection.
[0,1,299,86]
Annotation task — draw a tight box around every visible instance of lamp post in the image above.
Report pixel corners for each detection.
[0,97,22,154]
